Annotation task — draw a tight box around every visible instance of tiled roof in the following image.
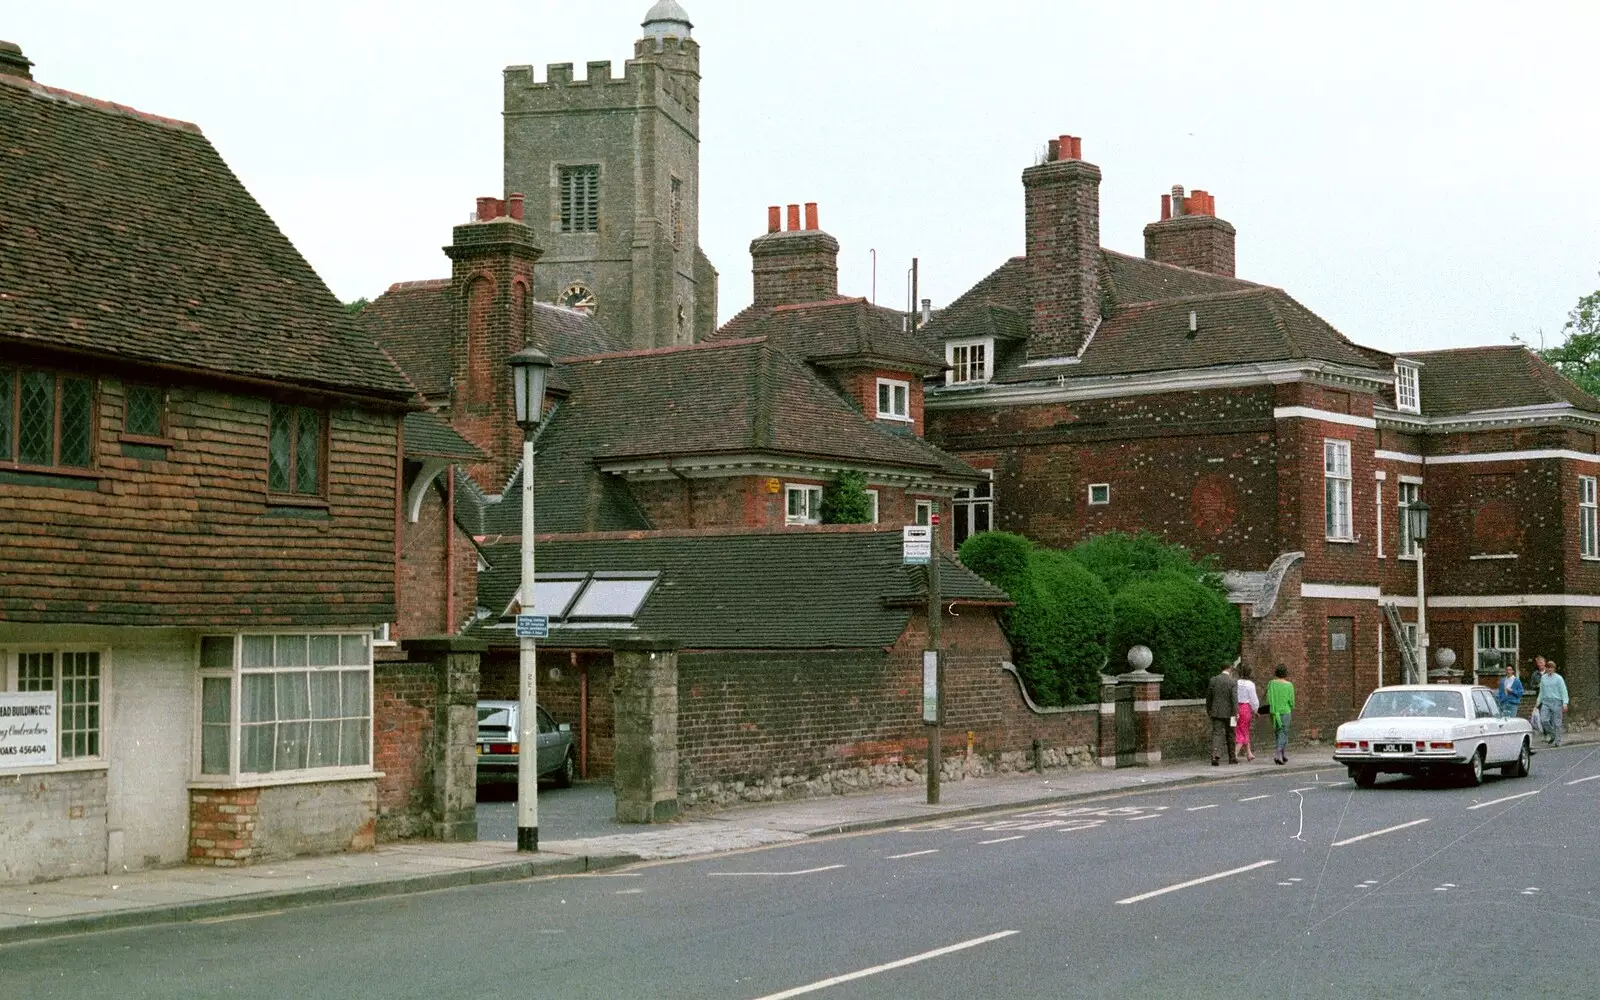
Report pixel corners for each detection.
[467,529,1010,649]
[1406,345,1600,417]
[360,281,629,399]
[480,337,983,535]
[1099,250,1258,306]
[715,297,938,370]
[0,74,411,400]
[403,411,486,462]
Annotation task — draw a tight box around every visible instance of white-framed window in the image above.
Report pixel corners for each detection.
[875,379,910,421]
[196,633,373,780]
[865,489,880,524]
[1394,362,1421,413]
[946,338,991,385]
[1475,623,1519,682]
[1324,439,1353,540]
[954,471,993,546]
[1088,483,1110,505]
[1375,476,1385,559]
[2,648,106,766]
[1398,479,1422,559]
[914,500,933,526]
[1582,475,1599,559]
[785,484,823,525]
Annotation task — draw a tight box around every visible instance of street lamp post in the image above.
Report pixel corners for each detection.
[508,346,552,853]
[1408,499,1430,686]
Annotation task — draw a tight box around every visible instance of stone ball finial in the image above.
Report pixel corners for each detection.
[1434,647,1457,670]
[1127,645,1153,672]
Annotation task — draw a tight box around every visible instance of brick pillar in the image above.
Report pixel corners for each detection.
[1096,673,1119,768]
[1119,668,1164,765]
[611,637,680,824]
[402,636,484,841]
[188,788,261,866]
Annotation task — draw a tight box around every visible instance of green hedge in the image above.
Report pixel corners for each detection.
[1107,570,1240,699]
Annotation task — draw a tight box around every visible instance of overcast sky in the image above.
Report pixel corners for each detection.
[10,1,1600,354]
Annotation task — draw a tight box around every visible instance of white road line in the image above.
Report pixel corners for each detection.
[1116,860,1278,905]
[1289,787,1318,793]
[709,865,848,877]
[1186,804,1219,812]
[1565,775,1600,785]
[746,930,1020,1000]
[979,836,1026,845]
[1238,794,1272,802]
[1467,790,1540,810]
[615,888,644,894]
[886,850,940,859]
[1330,818,1431,847]
[1127,814,1161,822]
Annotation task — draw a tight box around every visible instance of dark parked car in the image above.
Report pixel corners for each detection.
[476,700,576,788]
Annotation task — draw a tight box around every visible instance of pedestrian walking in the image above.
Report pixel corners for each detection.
[1207,663,1238,766]
[1530,656,1548,738]
[1495,663,1524,719]
[1537,658,1569,746]
[1266,664,1295,764]
[1235,665,1260,762]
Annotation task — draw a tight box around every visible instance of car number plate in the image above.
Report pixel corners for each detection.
[1374,742,1411,753]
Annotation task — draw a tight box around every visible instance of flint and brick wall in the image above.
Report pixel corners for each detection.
[374,660,438,839]
[188,781,376,866]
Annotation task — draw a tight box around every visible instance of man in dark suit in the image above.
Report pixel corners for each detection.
[1208,664,1238,766]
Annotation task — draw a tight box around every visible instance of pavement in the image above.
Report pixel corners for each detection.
[2,733,1587,946]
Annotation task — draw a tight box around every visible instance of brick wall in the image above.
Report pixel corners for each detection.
[0,377,399,627]
[191,781,377,865]
[1158,701,1211,759]
[188,787,260,866]
[627,475,936,533]
[835,367,926,437]
[0,768,107,882]
[395,476,478,642]
[749,229,840,308]
[1142,213,1237,277]
[374,660,438,839]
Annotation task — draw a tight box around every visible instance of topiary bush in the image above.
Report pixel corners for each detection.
[1067,531,1225,597]
[1108,569,1240,698]
[820,471,874,524]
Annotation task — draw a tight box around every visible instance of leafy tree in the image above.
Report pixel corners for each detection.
[344,297,371,316]
[1108,570,1240,699]
[819,471,874,524]
[1535,277,1600,396]
[1067,530,1224,597]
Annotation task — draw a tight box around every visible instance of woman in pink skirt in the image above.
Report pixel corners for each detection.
[1235,664,1260,762]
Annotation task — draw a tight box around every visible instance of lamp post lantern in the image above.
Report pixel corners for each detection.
[508,346,552,853]
[1408,499,1430,685]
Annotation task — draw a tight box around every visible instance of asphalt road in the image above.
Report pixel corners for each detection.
[6,746,1598,1000]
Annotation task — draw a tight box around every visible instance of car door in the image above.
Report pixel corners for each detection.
[535,706,558,776]
[1471,689,1508,762]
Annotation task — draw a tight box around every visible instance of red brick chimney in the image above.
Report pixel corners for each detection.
[1143,185,1236,277]
[1023,135,1101,360]
[0,40,32,80]
[749,202,839,307]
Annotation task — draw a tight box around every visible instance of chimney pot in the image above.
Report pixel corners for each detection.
[804,202,818,231]
[1058,135,1083,161]
[786,204,801,231]
[507,193,525,221]
[1047,138,1060,162]
[767,206,781,233]
[476,196,499,221]
[1160,194,1172,221]
[921,298,932,326]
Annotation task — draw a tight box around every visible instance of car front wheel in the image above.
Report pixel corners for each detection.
[553,748,576,789]
[1461,748,1484,787]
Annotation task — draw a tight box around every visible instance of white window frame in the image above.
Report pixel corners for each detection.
[1,646,110,772]
[945,338,992,386]
[1474,623,1519,682]
[1394,362,1421,413]
[193,632,376,787]
[953,471,994,546]
[865,489,880,524]
[1398,478,1422,560]
[914,500,933,526]
[1374,472,1385,559]
[1582,475,1599,560]
[1324,439,1354,541]
[784,483,823,526]
[875,378,911,421]
[1088,483,1110,505]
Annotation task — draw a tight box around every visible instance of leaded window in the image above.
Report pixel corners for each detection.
[0,367,93,469]
[268,404,325,497]
[560,165,600,233]
[124,384,165,438]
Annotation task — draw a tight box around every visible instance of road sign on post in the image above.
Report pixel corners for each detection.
[902,525,931,565]
[516,614,549,639]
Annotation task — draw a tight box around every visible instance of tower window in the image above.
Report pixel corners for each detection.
[560,165,600,233]
[670,176,684,249]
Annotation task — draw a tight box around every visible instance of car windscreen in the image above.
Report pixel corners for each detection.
[477,706,513,738]
[1358,690,1464,720]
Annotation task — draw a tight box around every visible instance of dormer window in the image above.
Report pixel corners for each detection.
[946,338,992,385]
[1394,361,1421,413]
[876,378,910,421]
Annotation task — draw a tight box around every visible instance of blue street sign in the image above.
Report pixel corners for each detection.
[515,614,549,639]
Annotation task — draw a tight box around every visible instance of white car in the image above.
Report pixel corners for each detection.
[1333,684,1534,788]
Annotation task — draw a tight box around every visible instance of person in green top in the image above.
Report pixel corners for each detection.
[1265,664,1296,765]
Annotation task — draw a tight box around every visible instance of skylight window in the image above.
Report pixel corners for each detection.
[569,576,657,619]
[502,572,658,623]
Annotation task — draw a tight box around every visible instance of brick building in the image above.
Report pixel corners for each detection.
[914,134,1600,737]
[0,45,419,882]
[502,0,718,349]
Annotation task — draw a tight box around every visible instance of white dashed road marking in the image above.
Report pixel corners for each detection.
[979,836,1026,845]
[1116,860,1279,905]
[1522,887,1542,896]
[1330,818,1431,847]
[709,865,847,877]
[1238,795,1272,802]
[1127,814,1160,822]
[1186,804,1218,812]
[1565,775,1600,785]
[746,930,1020,1000]
[1467,790,1540,810]
[1355,880,1378,889]
[886,850,939,859]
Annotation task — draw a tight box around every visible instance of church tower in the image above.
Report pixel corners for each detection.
[503,1,718,349]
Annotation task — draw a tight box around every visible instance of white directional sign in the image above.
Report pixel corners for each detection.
[515,614,549,639]
[902,525,932,565]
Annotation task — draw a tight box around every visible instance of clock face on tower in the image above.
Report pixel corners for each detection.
[559,283,597,315]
